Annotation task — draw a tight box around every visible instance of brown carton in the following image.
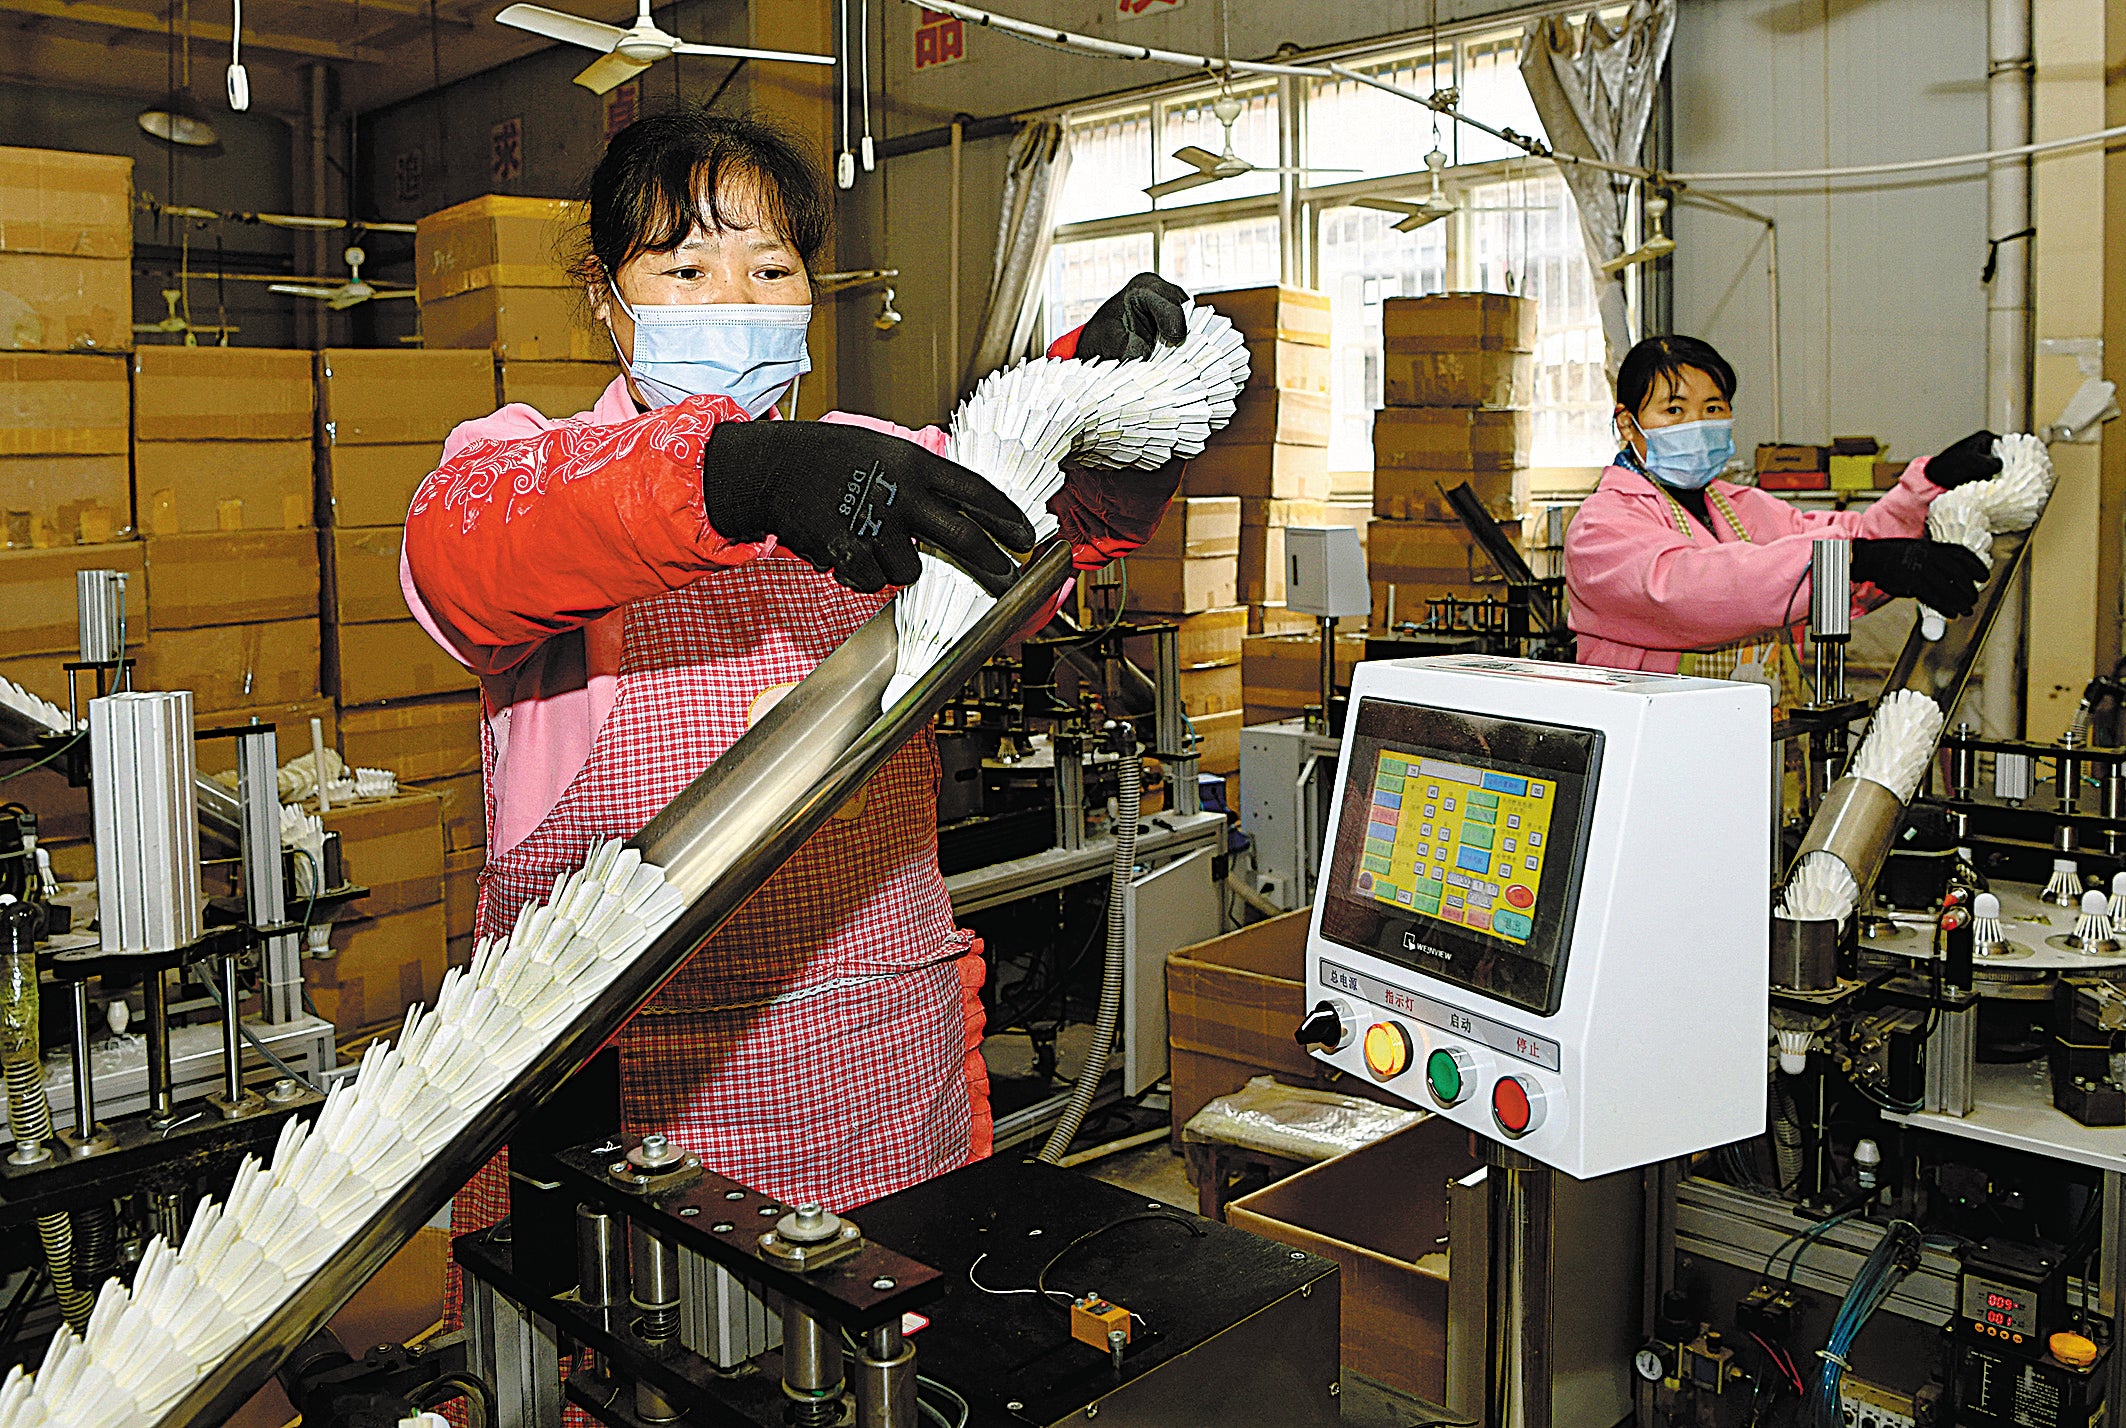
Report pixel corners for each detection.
[2,454,129,548]
[135,442,312,535]
[325,526,413,625]
[1241,631,1364,724]
[1367,516,1520,588]
[1125,554,1238,614]
[1247,601,1315,636]
[443,846,484,940]
[331,620,478,705]
[1241,338,1331,395]
[0,254,130,352]
[197,695,337,750]
[1373,407,1532,472]
[131,347,314,441]
[411,772,486,852]
[1223,386,1331,447]
[1178,661,1241,715]
[145,530,319,629]
[1371,467,1519,523]
[1383,349,1534,408]
[1755,443,1829,474]
[1381,291,1537,352]
[0,353,129,455]
[414,194,582,303]
[1122,606,1246,669]
[1137,497,1240,561]
[496,359,621,417]
[1193,707,1242,775]
[317,789,445,917]
[134,618,320,709]
[308,902,447,1037]
[318,349,496,445]
[0,147,133,259]
[1197,285,1331,346]
[421,287,599,362]
[0,541,146,658]
[319,444,442,528]
[1183,441,1330,501]
[339,694,483,783]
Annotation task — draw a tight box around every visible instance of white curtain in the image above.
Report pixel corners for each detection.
[1519,0,1676,378]
[965,119,1073,388]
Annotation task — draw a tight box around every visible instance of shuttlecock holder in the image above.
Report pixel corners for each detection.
[1770,913,1841,992]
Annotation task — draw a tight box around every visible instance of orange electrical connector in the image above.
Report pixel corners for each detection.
[1070,1295,1132,1354]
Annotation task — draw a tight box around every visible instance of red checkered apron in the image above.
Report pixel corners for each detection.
[444,556,990,1350]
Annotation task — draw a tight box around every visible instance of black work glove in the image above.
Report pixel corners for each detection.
[1850,538,1991,617]
[1925,429,2002,489]
[701,420,1036,596]
[1077,272,1190,363]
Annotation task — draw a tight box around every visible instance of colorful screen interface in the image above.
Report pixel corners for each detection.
[1353,754,1556,944]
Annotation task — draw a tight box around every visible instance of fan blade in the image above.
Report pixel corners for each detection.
[369,289,420,299]
[1600,235,1675,275]
[1145,171,1223,199]
[267,284,343,300]
[1395,211,1449,233]
[329,291,371,311]
[1169,146,1223,173]
[574,49,653,92]
[672,41,833,65]
[1352,198,1419,215]
[496,3,625,51]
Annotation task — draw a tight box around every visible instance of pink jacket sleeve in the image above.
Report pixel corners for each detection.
[1565,459,1944,654]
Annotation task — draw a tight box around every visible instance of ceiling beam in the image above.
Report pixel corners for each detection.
[0,0,373,59]
[272,0,477,29]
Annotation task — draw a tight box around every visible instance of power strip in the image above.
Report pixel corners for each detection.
[1840,1378,1916,1428]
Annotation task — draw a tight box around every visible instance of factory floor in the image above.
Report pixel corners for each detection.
[1086,1140,1443,1428]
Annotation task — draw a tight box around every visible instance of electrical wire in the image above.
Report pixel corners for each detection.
[0,735,85,783]
[189,963,326,1093]
[918,1375,970,1428]
[1806,1220,1922,1428]
[1034,1209,1204,1309]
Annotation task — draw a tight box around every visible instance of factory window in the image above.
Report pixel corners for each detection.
[1044,25,1619,473]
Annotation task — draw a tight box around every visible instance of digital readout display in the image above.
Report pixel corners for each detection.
[1960,1280,2035,1335]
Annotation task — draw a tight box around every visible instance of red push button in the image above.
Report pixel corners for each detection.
[1505,885,1535,909]
[1492,1075,1544,1137]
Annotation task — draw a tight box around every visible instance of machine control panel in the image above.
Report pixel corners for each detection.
[1424,1046,1475,1108]
[1362,1021,1413,1081]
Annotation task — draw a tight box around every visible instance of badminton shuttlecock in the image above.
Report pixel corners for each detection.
[1777,850,1859,925]
[351,766,397,798]
[1776,1028,1815,1075]
[0,674,71,732]
[2108,873,2126,927]
[1972,891,2005,954]
[280,805,328,895]
[2072,889,2117,950]
[2046,858,2084,907]
[884,303,1251,710]
[1848,690,1945,803]
[0,836,687,1425]
[1919,433,2055,638]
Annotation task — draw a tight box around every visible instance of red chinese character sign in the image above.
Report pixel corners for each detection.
[914,8,963,68]
[1117,0,1183,16]
[490,117,523,185]
[603,82,640,140]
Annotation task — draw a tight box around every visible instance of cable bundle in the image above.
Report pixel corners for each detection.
[1806,1221,1922,1428]
[1847,690,1945,803]
[0,838,685,1425]
[1776,851,1859,925]
[885,303,1250,709]
[1920,433,2056,638]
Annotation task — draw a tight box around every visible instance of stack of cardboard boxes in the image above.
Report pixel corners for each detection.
[0,145,133,356]
[1366,294,1536,627]
[417,195,607,371]
[1123,498,1246,775]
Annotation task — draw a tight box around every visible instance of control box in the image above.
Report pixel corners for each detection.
[1302,655,1770,1177]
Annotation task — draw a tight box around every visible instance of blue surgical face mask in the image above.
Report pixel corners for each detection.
[1635,417,1736,491]
[606,286,813,418]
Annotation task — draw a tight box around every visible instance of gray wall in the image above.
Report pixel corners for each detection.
[1666,0,1990,461]
[0,79,301,348]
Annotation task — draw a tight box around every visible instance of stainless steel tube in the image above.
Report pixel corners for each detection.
[142,970,175,1128]
[1053,731,1086,852]
[853,1320,916,1428]
[1795,776,1907,896]
[629,1219,683,1423]
[217,957,246,1106]
[782,1304,843,1427]
[1313,616,1337,733]
[156,542,1075,1428]
[68,981,98,1144]
[575,1204,627,1309]
[1152,625,1201,817]
[1809,539,1851,708]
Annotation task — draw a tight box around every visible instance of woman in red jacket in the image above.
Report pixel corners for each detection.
[402,109,1190,1266]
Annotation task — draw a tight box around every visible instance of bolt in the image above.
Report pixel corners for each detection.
[632,1175,649,1185]
[1289,1250,1307,1261]
[679,1206,700,1218]
[759,1205,779,1217]
[1028,1228,1044,1238]
[1007,1403,1023,1413]
[873,1277,897,1291]
[642,1133,667,1154]
[268,1077,299,1103]
[712,1222,734,1233]
[726,1190,745,1201]
[610,1162,629,1176]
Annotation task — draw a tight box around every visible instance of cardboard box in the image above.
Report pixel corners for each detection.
[1238,522,1289,605]
[1241,632,1365,724]
[442,845,484,940]
[410,772,485,853]
[1828,452,1877,492]
[421,287,600,362]
[1125,554,1238,614]
[1184,441,1330,501]
[1197,285,1331,346]
[331,619,479,705]
[0,146,133,260]
[1367,517,1520,588]
[0,353,128,455]
[1138,497,1241,561]
[1381,291,1537,352]
[197,695,337,752]
[145,530,319,629]
[136,442,312,534]
[319,443,442,528]
[134,618,320,710]
[1754,443,1827,475]
[0,541,146,658]
[1179,661,1242,715]
[1241,338,1331,396]
[1372,407,1532,473]
[1874,459,1910,490]
[339,694,483,783]
[1122,606,1245,669]
[414,194,582,304]
[1193,707,1242,775]
[1383,349,1534,409]
[1247,602,1315,637]
[1371,579,1498,628]
[308,901,448,1036]
[2,454,129,548]
[497,358,621,417]
[325,525,413,625]
[1237,498,1329,530]
[1226,1119,1477,1399]
[1224,386,1331,447]
[318,789,445,917]
[1372,467,1520,524]
[0,253,129,352]
[131,347,314,441]
[1757,469,1828,492]
[318,349,496,445]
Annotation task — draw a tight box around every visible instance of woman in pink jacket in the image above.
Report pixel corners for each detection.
[400,109,1191,1325]
[1565,335,1997,686]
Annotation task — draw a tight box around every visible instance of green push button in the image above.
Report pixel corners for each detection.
[1426,1047,1465,1105]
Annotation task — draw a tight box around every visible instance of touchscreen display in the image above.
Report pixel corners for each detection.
[1320,697,1603,1016]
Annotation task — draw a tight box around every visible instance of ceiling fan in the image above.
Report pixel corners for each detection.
[1601,194,1674,274]
[269,246,416,311]
[1352,149,1458,232]
[496,0,834,95]
[1145,91,1357,199]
